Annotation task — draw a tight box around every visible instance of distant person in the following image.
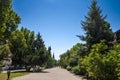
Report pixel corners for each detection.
[6,65,10,80]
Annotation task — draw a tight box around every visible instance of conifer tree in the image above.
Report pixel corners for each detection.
[34,32,44,49]
[33,32,47,66]
[79,0,113,51]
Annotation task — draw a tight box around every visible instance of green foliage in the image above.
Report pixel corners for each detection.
[90,40,108,54]
[59,0,120,80]
[46,51,57,68]
[23,32,50,69]
[113,44,120,79]
[31,55,40,65]
[0,0,20,72]
[72,66,80,75]
[9,27,55,71]
[10,29,27,65]
[78,58,86,75]
[23,55,32,66]
[82,41,120,80]
[79,0,113,51]
[69,57,78,67]
[59,43,87,69]
[0,0,21,40]
[66,66,72,71]
[59,50,70,68]
[0,43,11,62]
[20,27,35,66]
[46,46,53,67]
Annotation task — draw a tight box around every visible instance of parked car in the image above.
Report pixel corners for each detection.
[2,66,6,71]
[9,66,15,70]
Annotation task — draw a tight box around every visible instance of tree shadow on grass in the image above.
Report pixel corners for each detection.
[11,70,32,73]
[11,70,49,73]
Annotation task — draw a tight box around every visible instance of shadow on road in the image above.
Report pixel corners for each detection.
[39,71,49,73]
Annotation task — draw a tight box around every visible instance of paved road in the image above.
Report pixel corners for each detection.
[12,67,83,80]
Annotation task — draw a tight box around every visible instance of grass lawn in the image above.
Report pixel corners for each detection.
[0,71,31,80]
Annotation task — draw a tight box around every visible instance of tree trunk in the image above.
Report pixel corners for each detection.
[25,66,31,72]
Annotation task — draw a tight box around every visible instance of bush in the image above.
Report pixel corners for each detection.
[82,41,120,80]
[78,58,86,75]
[72,66,80,75]
[79,68,86,75]
[66,66,72,71]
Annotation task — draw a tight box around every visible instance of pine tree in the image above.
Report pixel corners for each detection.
[79,0,113,51]
[53,53,55,59]
[33,32,47,66]
[48,46,51,57]
[34,32,44,49]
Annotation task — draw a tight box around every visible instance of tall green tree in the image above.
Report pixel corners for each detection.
[48,46,51,57]
[34,32,44,49]
[0,0,20,69]
[33,32,47,66]
[46,46,57,68]
[10,29,27,66]
[20,27,35,66]
[0,0,20,41]
[53,53,55,59]
[59,50,70,68]
[59,43,87,68]
[79,0,113,51]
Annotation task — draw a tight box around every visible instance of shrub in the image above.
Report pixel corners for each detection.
[78,58,86,75]
[79,68,86,75]
[72,66,80,75]
[66,66,72,71]
[82,41,120,80]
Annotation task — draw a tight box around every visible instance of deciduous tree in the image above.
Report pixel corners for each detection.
[0,0,20,41]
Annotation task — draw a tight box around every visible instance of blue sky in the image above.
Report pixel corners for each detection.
[12,0,120,60]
